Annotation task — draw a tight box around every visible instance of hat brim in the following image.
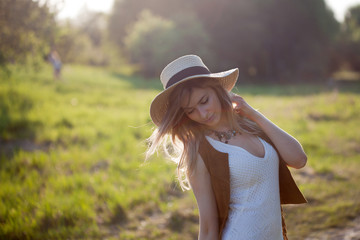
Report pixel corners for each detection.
[150,68,239,126]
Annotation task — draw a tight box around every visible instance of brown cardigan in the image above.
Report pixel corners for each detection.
[198,136,307,240]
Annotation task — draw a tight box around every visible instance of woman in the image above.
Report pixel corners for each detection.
[147,55,307,240]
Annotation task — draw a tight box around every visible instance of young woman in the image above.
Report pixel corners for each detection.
[147,55,307,240]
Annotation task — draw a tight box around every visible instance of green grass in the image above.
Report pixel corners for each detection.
[0,65,359,239]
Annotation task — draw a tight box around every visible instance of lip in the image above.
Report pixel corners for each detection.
[204,113,215,124]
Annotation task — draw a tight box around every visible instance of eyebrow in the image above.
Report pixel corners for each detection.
[183,95,206,110]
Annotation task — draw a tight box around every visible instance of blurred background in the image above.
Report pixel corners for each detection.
[1,0,360,80]
[1,0,360,239]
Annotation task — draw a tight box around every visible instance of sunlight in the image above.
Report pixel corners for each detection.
[325,0,360,21]
[49,0,115,19]
[47,0,360,22]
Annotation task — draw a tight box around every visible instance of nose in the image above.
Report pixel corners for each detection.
[198,106,208,120]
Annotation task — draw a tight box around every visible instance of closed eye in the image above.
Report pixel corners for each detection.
[186,109,194,115]
[201,97,208,104]
[184,95,207,115]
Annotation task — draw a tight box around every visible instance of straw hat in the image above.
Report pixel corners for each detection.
[150,55,239,126]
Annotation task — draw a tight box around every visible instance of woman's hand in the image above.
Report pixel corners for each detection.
[230,93,260,121]
[230,93,307,169]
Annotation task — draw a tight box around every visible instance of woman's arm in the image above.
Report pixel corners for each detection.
[189,154,219,240]
[232,94,307,169]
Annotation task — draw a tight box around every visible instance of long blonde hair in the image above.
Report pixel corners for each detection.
[146,78,264,190]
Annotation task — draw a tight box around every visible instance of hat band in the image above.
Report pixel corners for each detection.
[165,66,210,89]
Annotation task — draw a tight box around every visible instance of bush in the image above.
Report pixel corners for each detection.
[0,0,56,69]
[124,10,213,78]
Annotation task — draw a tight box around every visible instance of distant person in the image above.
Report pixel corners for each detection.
[48,50,62,80]
[146,55,307,240]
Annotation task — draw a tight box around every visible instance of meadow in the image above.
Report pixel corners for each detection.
[0,65,359,240]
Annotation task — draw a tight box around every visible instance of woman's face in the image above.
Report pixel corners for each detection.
[181,87,224,130]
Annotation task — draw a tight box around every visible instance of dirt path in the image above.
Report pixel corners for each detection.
[305,216,360,240]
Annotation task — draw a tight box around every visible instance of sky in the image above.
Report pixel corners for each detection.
[326,0,360,21]
[52,0,360,22]
[51,0,115,20]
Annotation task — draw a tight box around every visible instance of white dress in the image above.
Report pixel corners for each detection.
[205,136,283,240]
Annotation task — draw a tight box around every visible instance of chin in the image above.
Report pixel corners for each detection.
[204,116,220,128]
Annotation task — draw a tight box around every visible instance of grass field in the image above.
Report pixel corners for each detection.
[0,65,359,239]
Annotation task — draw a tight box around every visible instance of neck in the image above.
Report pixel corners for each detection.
[207,114,231,132]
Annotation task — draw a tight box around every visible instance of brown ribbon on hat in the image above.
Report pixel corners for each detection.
[165,66,211,89]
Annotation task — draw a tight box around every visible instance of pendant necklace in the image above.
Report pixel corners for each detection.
[211,129,241,144]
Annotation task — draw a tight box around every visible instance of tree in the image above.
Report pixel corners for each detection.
[75,8,107,47]
[109,0,339,81]
[339,4,360,71]
[108,0,193,47]
[0,0,57,69]
[193,0,339,81]
[54,7,121,67]
[124,10,213,77]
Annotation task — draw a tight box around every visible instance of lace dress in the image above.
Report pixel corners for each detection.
[205,136,283,240]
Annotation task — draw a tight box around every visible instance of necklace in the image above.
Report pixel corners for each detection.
[211,129,241,144]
